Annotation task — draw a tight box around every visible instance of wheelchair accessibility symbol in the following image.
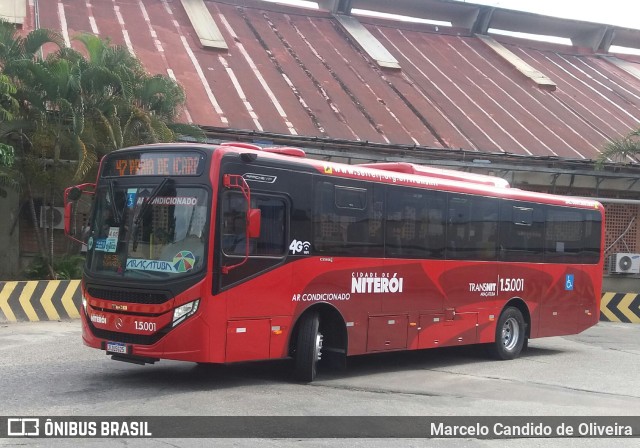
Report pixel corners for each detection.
[565,274,574,291]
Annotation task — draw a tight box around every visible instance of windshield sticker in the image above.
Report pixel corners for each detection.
[126,258,178,273]
[173,251,196,272]
[88,237,94,250]
[126,188,137,208]
[125,251,196,274]
[94,238,118,253]
[105,238,117,252]
[135,196,198,206]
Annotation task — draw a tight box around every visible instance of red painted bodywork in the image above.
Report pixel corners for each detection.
[78,144,604,365]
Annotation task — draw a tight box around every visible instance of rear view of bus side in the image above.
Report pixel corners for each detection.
[66,143,604,382]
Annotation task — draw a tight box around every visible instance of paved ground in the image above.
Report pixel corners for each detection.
[0,320,638,447]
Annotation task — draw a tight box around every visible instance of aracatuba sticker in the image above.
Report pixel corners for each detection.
[125,251,196,273]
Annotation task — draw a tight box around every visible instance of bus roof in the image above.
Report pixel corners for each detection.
[103,142,602,212]
[358,162,510,188]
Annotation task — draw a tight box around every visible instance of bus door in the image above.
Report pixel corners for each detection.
[437,194,501,347]
[217,162,316,361]
[538,207,600,337]
[382,186,447,350]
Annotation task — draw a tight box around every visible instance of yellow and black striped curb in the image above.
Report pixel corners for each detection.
[0,282,637,324]
[600,292,640,323]
[0,280,81,322]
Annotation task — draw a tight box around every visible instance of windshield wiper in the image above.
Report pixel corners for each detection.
[107,179,121,225]
[132,178,172,251]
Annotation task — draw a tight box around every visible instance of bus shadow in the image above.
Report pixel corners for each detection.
[88,344,565,391]
[329,344,566,381]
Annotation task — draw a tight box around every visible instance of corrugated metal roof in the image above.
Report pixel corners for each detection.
[35,0,640,162]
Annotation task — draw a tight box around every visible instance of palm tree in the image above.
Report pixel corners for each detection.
[597,129,640,166]
[70,34,204,180]
[0,73,20,196]
[0,72,18,121]
[1,24,203,278]
[0,19,65,278]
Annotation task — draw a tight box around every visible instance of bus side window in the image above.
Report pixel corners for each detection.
[385,187,446,259]
[446,196,471,259]
[545,208,585,263]
[253,197,286,256]
[221,193,248,256]
[498,203,544,262]
[313,180,382,256]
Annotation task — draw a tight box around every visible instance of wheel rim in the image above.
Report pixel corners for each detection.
[501,317,520,352]
[315,333,324,361]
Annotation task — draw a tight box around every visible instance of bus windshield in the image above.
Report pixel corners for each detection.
[85,183,209,279]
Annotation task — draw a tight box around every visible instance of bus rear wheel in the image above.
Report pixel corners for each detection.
[488,307,526,360]
[294,312,323,382]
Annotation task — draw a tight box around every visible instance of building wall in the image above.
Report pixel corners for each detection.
[0,190,21,279]
[602,275,640,293]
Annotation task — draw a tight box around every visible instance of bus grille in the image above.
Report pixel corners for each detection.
[87,287,169,304]
[90,324,170,346]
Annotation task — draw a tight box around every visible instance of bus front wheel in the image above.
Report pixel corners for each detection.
[294,312,323,382]
[488,307,526,360]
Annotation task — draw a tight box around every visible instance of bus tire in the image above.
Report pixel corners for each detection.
[488,307,525,360]
[294,312,323,382]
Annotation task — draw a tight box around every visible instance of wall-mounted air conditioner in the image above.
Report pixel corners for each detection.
[610,253,640,274]
[39,206,65,230]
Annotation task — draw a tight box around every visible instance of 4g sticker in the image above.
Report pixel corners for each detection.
[289,239,311,255]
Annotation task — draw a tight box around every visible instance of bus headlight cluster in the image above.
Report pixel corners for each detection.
[172,300,200,327]
[81,292,87,312]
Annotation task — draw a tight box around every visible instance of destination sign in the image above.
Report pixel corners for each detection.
[102,151,205,177]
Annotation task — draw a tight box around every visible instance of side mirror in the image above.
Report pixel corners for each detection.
[247,209,261,239]
[67,187,82,201]
[63,183,95,245]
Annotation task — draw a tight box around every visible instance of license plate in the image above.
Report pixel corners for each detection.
[106,341,128,354]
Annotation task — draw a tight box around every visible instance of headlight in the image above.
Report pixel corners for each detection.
[172,300,200,327]
[81,293,87,312]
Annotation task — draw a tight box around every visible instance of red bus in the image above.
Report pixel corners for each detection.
[64,142,604,382]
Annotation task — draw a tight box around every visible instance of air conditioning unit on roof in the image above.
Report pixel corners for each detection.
[40,206,65,230]
[610,253,640,274]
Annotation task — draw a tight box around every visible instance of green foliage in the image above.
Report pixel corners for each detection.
[597,129,640,167]
[23,254,85,280]
[0,21,201,185]
[0,73,18,121]
[0,20,204,271]
[0,141,20,195]
[0,142,14,165]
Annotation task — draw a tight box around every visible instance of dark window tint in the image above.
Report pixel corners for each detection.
[499,202,545,262]
[545,207,601,264]
[582,210,602,264]
[385,187,445,259]
[221,192,287,257]
[335,186,366,210]
[447,195,499,260]
[313,180,383,256]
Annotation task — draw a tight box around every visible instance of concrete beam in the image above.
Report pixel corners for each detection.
[598,28,616,53]
[0,0,26,25]
[571,25,609,52]
[471,6,494,35]
[180,0,228,50]
[317,0,340,13]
